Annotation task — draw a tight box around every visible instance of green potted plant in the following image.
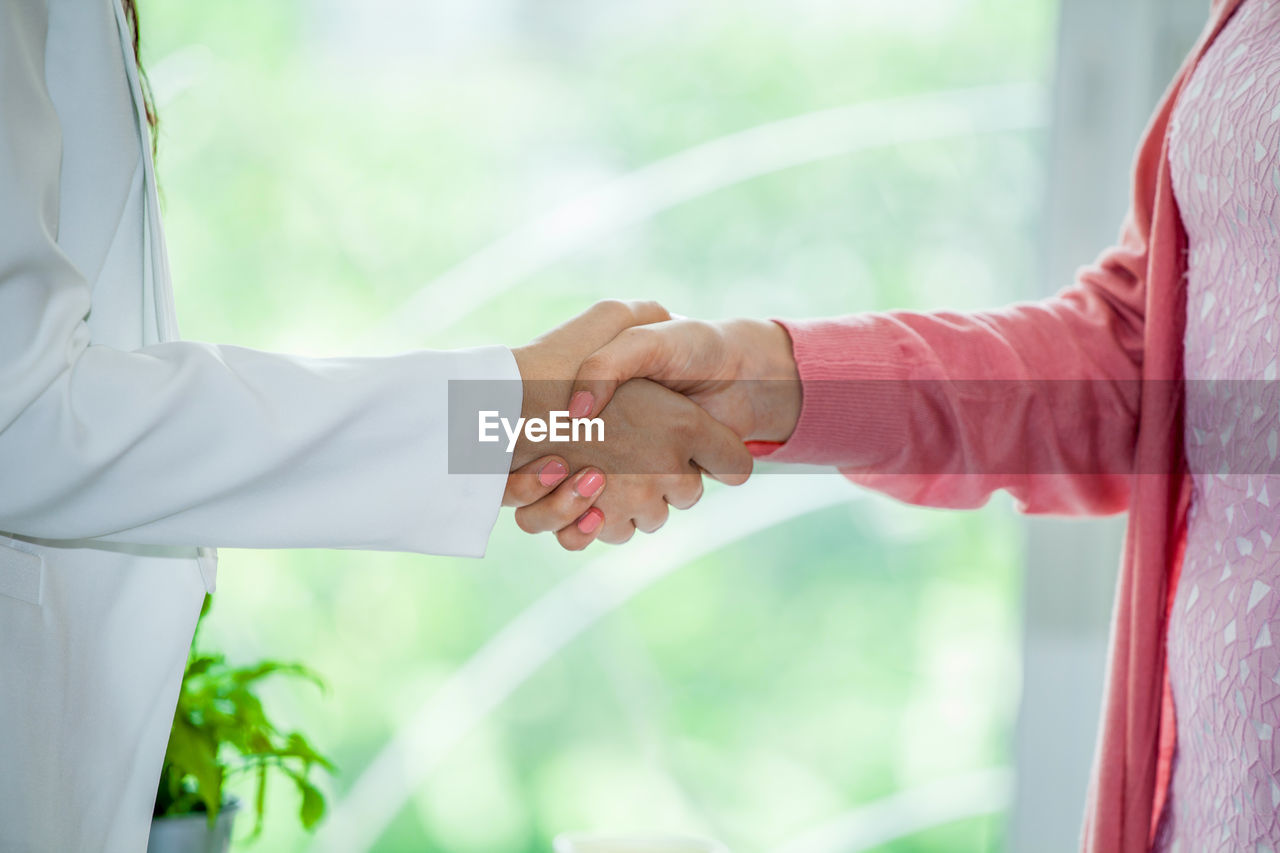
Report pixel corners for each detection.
[148,595,336,853]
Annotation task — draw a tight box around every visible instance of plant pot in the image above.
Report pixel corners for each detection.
[146,799,241,853]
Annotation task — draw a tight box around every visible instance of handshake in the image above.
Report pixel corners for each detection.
[499,300,803,550]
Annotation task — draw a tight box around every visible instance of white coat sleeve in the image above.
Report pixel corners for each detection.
[0,1,521,557]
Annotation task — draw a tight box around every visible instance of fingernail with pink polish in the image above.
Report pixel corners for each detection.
[577,507,604,534]
[538,459,567,487]
[575,470,605,498]
[569,391,594,419]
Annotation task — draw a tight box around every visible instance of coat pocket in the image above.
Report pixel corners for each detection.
[0,538,43,606]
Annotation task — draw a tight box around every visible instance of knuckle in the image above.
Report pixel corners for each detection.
[558,492,589,518]
[579,352,614,380]
[625,299,669,323]
[514,510,539,534]
[645,300,671,321]
[669,416,698,444]
[641,480,667,503]
[514,478,545,504]
[618,325,650,347]
[558,530,589,551]
[591,299,629,324]
[605,521,637,545]
[645,509,669,534]
[675,479,704,509]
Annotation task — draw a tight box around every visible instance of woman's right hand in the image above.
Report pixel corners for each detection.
[549,378,753,547]
[504,378,752,550]
[565,317,804,444]
[507,300,752,550]
[502,454,610,551]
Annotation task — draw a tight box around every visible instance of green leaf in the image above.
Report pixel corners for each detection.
[153,600,335,836]
[230,660,327,692]
[249,761,268,841]
[282,732,338,772]
[297,778,327,830]
[162,717,224,822]
[184,655,218,678]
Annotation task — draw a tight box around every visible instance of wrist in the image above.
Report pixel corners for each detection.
[511,344,571,468]
[725,319,801,443]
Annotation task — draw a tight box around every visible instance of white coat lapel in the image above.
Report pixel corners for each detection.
[110,0,218,592]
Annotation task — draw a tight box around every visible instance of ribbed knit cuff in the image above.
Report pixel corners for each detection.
[753,316,913,468]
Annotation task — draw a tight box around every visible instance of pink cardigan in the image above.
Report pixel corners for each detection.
[755,2,1244,849]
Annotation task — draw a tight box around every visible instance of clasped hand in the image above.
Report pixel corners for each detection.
[501,300,802,550]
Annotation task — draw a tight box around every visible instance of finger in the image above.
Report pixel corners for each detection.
[502,456,569,507]
[583,298,671,330]
[555,507,606,551]
[687,413,754,487]
[552,299,670,351]
[513,468,607,534]
[596,515,637,546]
[664,468,705,511]
[631,496,670,534]
[569,325,678,419]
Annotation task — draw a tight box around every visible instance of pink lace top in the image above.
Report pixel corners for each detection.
[1157,0,1280,848]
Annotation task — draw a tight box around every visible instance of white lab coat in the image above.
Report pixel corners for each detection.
[0,1,522,850]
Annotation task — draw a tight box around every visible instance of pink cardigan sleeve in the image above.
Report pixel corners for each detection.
[757,211,1154,516]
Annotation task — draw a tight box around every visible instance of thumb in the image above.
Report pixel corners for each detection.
[569,324,679,419]
[543,299,670,354]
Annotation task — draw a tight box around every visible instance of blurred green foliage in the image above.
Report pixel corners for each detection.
[155,596,335,838]
[140,0,1053,850]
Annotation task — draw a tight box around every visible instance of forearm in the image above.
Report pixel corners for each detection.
[760,294,1142,515]
[1,341,519,555]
